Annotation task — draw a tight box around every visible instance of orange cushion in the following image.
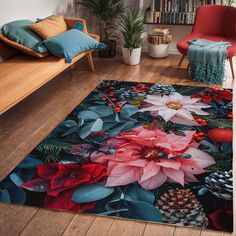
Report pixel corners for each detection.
[0,34,49,58]
[29,15,68,40]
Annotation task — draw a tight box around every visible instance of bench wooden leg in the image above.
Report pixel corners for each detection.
[178,55,185,66]
[229,58,235,80]
[87,52,95,72]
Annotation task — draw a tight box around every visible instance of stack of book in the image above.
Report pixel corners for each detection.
[148,28,172,45]
[145,0,223,24]
[152,28,170,35]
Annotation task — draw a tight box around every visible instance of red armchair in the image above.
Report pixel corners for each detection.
[177,5,236,79]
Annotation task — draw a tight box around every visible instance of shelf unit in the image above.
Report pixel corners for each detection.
[143,0,224,25]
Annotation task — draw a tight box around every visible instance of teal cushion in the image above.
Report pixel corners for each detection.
[2,20,48,54]
[73,22,84,31]
[43,29,106,63]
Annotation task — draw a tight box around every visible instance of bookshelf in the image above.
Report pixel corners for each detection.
[144,0,224,25]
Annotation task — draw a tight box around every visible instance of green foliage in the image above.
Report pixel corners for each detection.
[62,104,140,139]
[36,140,72,162]
[78,0,125,43]
[224,0,235,5]
[207,118,232,129]
[119,9,145,53]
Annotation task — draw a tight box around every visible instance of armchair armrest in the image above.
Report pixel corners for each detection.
[88,33,100,42]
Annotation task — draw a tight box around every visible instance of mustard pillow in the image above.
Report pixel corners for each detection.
[29,15,68,40]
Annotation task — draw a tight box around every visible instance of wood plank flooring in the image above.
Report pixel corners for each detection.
[0,54,235,236]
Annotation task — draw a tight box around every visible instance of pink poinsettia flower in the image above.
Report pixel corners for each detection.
[140,92,211,126]
[91,127,215,190]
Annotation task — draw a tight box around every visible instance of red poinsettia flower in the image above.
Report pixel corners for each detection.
[22,163,107,212]
[209,201,233,232]
[44,189,96,212]
[191,89,232,103]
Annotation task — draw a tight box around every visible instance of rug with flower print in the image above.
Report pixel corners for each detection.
[0,81,233,232]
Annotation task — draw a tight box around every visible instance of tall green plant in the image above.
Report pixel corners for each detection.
[119,9,145,53]
[225,0,236,5]
[78,0,125,44]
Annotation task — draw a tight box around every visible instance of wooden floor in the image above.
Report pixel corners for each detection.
[0,54,235,236]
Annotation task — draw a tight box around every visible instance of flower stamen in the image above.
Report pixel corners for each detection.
[166,102,183,110]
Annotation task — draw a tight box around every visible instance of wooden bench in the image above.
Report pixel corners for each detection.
[0,18,98,115]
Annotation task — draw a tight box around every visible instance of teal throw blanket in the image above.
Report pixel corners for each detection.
[187,39,231,84]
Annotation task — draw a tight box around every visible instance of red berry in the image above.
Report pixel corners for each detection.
[108,104,113,107]
[111,98,117,101]
[208,128,233,143]
[198,132,204,136]
[196,119,202,122]
[101,97,107,101]
[116,101,122,105]
[196,137,202,141]
[115,107,121,112]
[109,93,114,97]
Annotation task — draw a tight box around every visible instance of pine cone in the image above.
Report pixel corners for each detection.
[148,84,176,96]
[205,170,233,200]
[156,188,208,228]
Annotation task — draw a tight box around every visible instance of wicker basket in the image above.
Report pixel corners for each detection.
[148,34,172,45]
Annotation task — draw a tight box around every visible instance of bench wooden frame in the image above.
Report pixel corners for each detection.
[0,18,98,115]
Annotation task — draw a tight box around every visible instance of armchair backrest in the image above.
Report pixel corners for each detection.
[192,5,236,37]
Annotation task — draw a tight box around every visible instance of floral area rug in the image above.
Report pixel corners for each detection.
[0,80,233,232]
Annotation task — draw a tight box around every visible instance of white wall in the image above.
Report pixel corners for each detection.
[0,0,75,26]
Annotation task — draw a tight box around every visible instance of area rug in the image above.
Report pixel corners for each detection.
[0,81,233,232]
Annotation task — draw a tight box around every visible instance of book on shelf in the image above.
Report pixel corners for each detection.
[145,0,223,25]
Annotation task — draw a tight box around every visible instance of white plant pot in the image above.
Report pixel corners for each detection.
[148,43,170,58]
[122,47,141,66]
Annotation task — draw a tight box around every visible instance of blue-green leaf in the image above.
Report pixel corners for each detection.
[0,189,11,203]
[121,200,163,222]
[91,118,103,132]
[108,124,126,137]
[8,188,26,204]
[18,156,43,169]
[78,111,99,121]
[63,120,77,128]
[124,183,155,204]
[62,125,80,137]
[10,173,24,187]
[72,183,115,203]
[79,123,94,138]
[89,106,114,117]
[98,209,128,216]
[120,105,139,118]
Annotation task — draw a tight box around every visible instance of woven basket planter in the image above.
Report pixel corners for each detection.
[148,34,172,58]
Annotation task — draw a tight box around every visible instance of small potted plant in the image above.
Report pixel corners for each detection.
[119,9,145,66]
[79,0,125,58]
[225,0,235,5]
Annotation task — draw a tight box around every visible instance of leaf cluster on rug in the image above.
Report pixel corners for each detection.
[0,81,233,232]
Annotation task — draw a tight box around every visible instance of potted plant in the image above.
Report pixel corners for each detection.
[79,0,125,58]
[119,9,145,66]
[225,0,235,5]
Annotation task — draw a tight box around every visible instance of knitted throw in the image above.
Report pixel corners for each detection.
[187,39,231,84]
